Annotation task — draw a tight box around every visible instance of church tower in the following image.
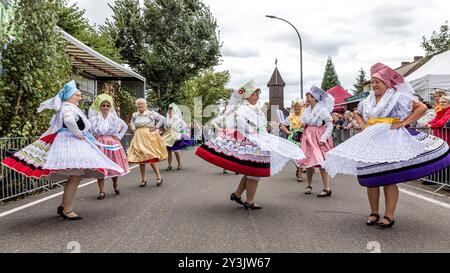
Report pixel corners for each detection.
[267,61,288,121]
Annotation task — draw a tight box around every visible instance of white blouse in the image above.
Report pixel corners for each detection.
[43,102,91,138]
[301,105,333,142]
[130,110,166,130]
[357,89,415,122]
[165,116,189,134]
[90,112,128,139]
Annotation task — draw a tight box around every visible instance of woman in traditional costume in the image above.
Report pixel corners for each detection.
[295,86,334,197]
[323,63,450,228]
[195,80,305,209]
[1,80,123,220]
[89,94,130,200]
[161,103,194,170]
[127,98,168,187]
[281,98,306,182]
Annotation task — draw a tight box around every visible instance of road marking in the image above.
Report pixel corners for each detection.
[399,188,450,210]
[0,165,139,219]
[401,183,447,197]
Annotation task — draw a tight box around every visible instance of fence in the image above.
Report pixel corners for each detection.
[1,127,450,203]
[0,137,59,203]
[0,133,134,203]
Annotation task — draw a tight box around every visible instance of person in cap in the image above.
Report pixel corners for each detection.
[162,103,194,171]
[324,63,450,228]
[196,80,305,209]
[280,98,306,182]
[128,98,168,187]
[2,80,124,220]
[89,93,130,200]
[295,86,335,197]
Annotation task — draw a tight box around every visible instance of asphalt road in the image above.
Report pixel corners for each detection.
[0,148,450,253]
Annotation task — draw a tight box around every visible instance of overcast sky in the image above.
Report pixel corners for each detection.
[70,0,449,106]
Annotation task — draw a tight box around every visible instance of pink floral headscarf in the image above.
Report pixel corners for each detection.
[370,63,404,90]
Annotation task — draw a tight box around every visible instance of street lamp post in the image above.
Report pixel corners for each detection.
[265,15,303,99]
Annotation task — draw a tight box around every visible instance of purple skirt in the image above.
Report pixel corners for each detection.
[357,129,450,187]
[168,135,195,151]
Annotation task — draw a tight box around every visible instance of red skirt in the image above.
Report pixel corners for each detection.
[195,131,270,177]
[1,133,60,179]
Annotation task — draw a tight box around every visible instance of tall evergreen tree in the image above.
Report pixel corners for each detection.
[352,68,367,94]
[321,56,341,91]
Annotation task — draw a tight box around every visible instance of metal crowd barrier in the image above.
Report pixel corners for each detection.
[0,137,57,203]
[1,127,450,203]
[0,133,135,203]
[415,127,450,192]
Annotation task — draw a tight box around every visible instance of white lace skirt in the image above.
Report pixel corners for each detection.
[248,132,305,176]
[43,131,124,181]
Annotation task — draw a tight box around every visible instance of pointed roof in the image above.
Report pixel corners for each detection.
[327,85,352,113]
[267,67,286,87]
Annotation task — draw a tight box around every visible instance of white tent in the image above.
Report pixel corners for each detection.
[406,50,450,102]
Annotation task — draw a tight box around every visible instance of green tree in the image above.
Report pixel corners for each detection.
[105,0,144,70]
[352,68,366,94]
[321,56,341,91]
[421,21,450,56]
[107,0,222,109]
[0,0,72,137]
[56,0,90,36]
[113,83,137,124]
[56,0,124,63]
[174,69,232,124]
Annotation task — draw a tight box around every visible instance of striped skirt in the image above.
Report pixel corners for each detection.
[356,129,450,187]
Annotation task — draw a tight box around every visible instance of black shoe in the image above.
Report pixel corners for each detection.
[230,193,244,205]
[156,178,163,187]
[61,211,83,221]
[97,192,106,200]
[166,166,172,171]
[139,180,147,187]
[243,202,263,210]
[366,213,380,226]
[304,186,312,195]
[377,216,395,228]
[317,189,332,197]
[57,206,64,217]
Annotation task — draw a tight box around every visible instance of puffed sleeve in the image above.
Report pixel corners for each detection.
[356,100,365,116]
[116,117,129,140]
[150,111,166,128]
[236,114,255,135]
[320,108,333,142]
[63,111,83,138]
[283,116,290,127]
[178,118,188,133]
[130,112,137,131]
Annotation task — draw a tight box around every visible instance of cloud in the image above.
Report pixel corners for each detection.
[72,0,450,105]
[221,45,260,58]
